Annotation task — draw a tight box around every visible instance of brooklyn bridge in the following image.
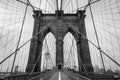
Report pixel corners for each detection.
[0,0,120,80]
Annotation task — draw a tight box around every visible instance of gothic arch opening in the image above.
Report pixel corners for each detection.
[41,32,56,71]
[63,32,79,71]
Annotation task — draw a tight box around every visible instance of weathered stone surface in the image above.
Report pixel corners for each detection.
[26,10,93,73]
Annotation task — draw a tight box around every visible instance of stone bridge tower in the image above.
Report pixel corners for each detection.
[26,10,93,73]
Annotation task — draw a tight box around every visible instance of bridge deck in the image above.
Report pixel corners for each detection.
[39,70,91,80]
[3,70,120,80]
[49,71,70,80]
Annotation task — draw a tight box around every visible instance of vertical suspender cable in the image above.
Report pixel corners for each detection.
[70,0,73,13]
[102,0,112,70]
[9,4,28,79]
[109,0,118,70]
[53,0,57,10]
[60,0,63,10]
[76,0,78,10]
[39,0,42,9]
[88,0,106,73]
[56,0,59,10]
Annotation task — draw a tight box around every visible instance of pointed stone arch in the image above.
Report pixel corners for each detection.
[41,32,56,71]
[63,32,79,71]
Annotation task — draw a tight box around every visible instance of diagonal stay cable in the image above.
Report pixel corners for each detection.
[64,68,90,80]
[65,38,74,66]
[46,0,56,11]
[45,37,54,67]
[77,50,88,75]
[63,0,71,11]
[88,0,106,73]
[53,0,57,10]
[28,49,42,80]
[63,19,120,68]
[84,0,92,10]
[0,19,56,66]
[17,0,52,13]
